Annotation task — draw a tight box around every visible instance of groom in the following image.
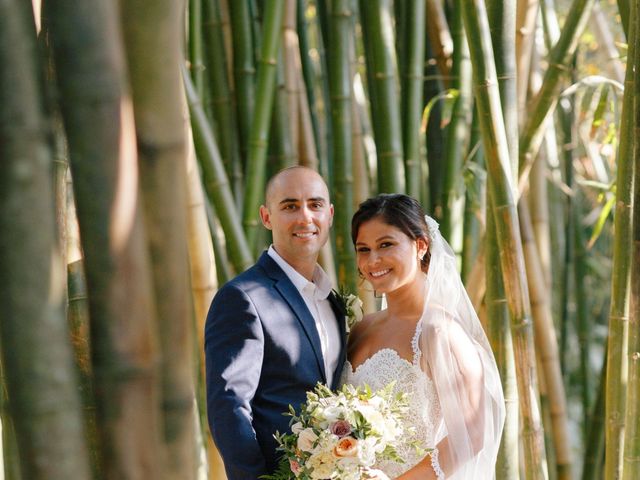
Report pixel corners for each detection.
[205,166,347,479]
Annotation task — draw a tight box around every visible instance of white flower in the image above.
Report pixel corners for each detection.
[291,421,304,434]
[297,428,318,452]
[338,290,364,333]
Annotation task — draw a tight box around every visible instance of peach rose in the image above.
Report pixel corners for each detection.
[333,436,358,457]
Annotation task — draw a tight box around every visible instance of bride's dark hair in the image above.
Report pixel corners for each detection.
[351,193,431,271]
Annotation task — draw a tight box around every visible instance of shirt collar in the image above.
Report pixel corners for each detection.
[267,245,332,299]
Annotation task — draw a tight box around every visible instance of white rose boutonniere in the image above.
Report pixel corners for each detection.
[337,287,364,333]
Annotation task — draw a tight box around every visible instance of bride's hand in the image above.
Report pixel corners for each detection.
[362,467,391,480]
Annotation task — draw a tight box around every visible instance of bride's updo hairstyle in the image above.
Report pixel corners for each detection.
[351,193,431,271]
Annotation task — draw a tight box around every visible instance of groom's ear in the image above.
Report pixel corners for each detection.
[259,205,273,230]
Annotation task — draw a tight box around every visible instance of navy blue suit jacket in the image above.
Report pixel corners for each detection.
[205,252,347,479]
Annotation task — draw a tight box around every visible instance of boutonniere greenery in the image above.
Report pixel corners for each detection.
[337,287,364,333]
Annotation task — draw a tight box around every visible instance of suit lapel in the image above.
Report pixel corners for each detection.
[259,253,327,383]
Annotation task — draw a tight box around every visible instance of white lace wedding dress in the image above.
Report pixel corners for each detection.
[339,322,442,477]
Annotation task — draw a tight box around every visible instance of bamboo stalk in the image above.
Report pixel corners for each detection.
[297,0,324,167]
[241,0,286,250]
[483,3,520,476]
[183,70,253,272]
[520,202,573,480]
[184,131,224,480]
[515,0,539,124]
[189,0,205,97]
[622,1,640,477]
[47,0,167,476]
[462,115,486,283]
[401,0,425,199]
[486,209,520,480]
[0,359,21,480]
[582,354,607,480]
[518,0,596,194]
[604,0,636,475]
[272,48,297,170]
[283,0,301,162]
[228,0,256,158]
[0,3,91,479]
[121,2,198,476]
[359,0,405,193]
[589,3,625,84]
[461,1,548,478]
[202,0,243,200]
[329,0,357,292]
[441,0,472,242]
[425,0,453,84]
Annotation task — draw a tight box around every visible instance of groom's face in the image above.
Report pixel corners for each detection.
[260,169,334,267]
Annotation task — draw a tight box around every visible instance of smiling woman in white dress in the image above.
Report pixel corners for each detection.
[340,194,505,480]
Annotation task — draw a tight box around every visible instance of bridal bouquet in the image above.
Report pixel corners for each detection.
[264,383,408,480]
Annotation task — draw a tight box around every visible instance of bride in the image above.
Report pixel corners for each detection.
[340,194,505,479]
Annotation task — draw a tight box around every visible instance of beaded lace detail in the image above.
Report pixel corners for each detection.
[340,322,442,477]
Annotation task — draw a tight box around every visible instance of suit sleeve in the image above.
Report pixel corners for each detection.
[205,284,266,479]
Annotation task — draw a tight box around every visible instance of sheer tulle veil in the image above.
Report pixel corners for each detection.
[419,216,505,479]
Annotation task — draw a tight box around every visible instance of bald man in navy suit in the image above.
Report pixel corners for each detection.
[205,167,347,479]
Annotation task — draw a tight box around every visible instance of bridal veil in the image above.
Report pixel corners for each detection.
[419,216,505,479]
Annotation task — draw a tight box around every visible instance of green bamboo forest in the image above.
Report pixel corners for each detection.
[0,0,638,479]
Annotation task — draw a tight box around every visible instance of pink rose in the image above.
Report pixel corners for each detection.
[330,420,352,438]
[289,459,302,477]
[333,436,358,457]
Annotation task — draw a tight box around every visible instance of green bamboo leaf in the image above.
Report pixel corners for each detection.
[587,193,616,249]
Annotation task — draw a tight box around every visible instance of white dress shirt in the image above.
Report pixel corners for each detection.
[267,246,341,386]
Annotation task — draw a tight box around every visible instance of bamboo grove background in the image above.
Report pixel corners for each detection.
[0,0,638,479]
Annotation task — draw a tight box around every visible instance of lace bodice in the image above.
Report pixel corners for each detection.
[339,323,442,477]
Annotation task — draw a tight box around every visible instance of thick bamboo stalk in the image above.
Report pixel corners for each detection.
[228,0,256,157]
[359,0,405,193]
[120,2,197,476]
[441,0,473,242]
[329,0,357,291]
[425,0,453,84]
[520,202,573,480]
[401,0,426,199]
[604,0,636,476]
[202,0,243,200]
[622,1,640,477]
[185,133,224,480]
[619,0,630,40]
[461,1,548,478]
[518,0,596,194]
[46,0,164,477]
[483,3,519,477]
[486,209,520,480]
[183,71,253,273]
[241,0,286,250]
[0,3,91,479]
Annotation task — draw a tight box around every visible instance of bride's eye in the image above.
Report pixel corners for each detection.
[356,246,370,253]
[379,242,393,248]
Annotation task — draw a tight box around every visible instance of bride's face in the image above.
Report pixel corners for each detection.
[355,217,428,294]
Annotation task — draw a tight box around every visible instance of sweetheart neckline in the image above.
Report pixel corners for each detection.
[345,348,416,375]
